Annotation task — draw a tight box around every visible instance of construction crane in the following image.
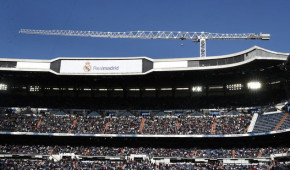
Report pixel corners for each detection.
[19,29,270,57]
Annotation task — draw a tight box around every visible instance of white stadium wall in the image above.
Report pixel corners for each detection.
[153,61,188,69]
[17,62,50,70]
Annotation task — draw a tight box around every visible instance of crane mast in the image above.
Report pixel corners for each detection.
[19,29,270,57]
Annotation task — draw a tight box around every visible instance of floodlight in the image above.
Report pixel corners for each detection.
[192,86,202,92]
[114,88,123,91]
[247,82,261,89]
[0,83,7,91]
[176,87,189,90]
[29,86,40,92]
[161,88,172,91]
[145,88,156,91]
[226,84,242,91]
[129,88,140,91]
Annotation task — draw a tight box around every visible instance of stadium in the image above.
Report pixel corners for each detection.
[0,45,290,169]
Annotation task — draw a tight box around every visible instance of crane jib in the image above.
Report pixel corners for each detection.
[19,29,270,57]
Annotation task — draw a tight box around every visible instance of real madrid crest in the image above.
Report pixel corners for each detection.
[83,62,92,72]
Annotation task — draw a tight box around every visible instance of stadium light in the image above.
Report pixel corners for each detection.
[209,86,223,90]
[176,87,189,90]
[226,84,242,91]
[161,88,172,91]
[247,82,261,89]
[0,83,7,91]
[29,86,40,92]
[270,81,280,84]
[192,86,202,92]
[129,88,140,91]
[145,88,156,91]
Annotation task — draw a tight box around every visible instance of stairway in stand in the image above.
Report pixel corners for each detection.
[257,149,264,158]
[211,118,217,134]
[232,150,236,158]
[139,118,146,134]
[68,118,78,133]
[35,118,42,130]
[175,121,180,134]
[274,113,289,131]
[103,118,112,134]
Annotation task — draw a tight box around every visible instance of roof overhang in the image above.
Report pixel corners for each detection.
[0,46,288,76]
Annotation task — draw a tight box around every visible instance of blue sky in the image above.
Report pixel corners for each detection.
[0,0,289,59]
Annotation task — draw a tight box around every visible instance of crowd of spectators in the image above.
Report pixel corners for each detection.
[0,145,289,169]
[0,113,252,135]
[1,158,289,169]
[0,145,288,159]
[37,115,74,133]
[106,116,142,134]
[215,115,251,134]
[68,116,109,134]
[0,159,128,169]
[142,116,178,134]
[0,114,38,132]
[177,116,214,135]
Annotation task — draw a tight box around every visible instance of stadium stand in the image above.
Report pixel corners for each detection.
[2,159,288,169]
[279,113,290,130]
[0,145,289,169]
[2,111,290,136]
[0,113,255,135]
[0,145,289,159]
[252,112,286,133]
[0,47,290,168]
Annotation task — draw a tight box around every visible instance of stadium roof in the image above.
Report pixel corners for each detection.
[0,46,288,76]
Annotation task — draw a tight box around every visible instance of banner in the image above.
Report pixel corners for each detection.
[60,59,142,74]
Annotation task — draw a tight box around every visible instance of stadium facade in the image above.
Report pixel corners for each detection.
[0,46,290,169]
[0,46,289,109]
